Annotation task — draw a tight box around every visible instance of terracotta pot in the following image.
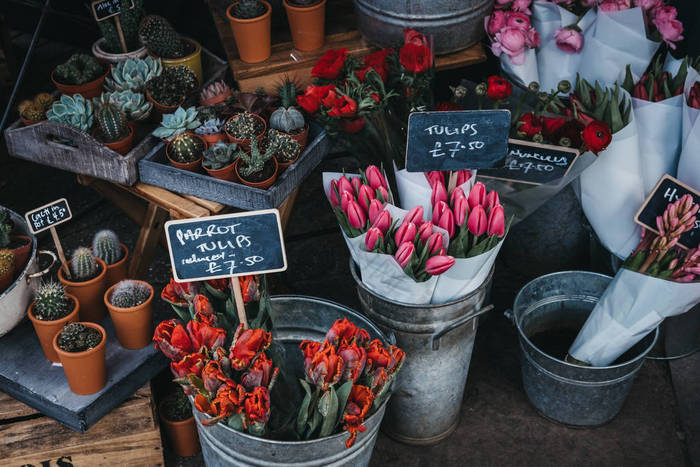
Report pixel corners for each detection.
[20,116,43,127]
[201,89,234,107]
[28,294,79,362]
[235,157,278,189]
[10,235,32,276]
[283,0,327,51]
[166,136,206,172]
[199,132,227,146]
[157,38,203,85]
[146,89,184,120]
[91,38,148,64]
[226,1,272,64]
[104,243,129,288]
[159,403,200,457]
[224,113,267,151]
[94,125,134,155]
[104,281,153,350]
[204,161,238,182]
[57,258,108,323]
[276,150,301,169]
[53,322,107,395]
[51,68,108,99]
[283,123,309,151]
[0,262,14,293]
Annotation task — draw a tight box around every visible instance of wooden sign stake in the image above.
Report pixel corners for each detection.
[231,279,249,329]
[447,171,458,194]
[49,226,70,279]
[114,16,128,53]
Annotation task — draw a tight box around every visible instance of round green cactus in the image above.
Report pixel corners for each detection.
[110,280,151,308]
[54,54,104,85]
[92,230,123,265]
[96,103,129,142]
[170,134,205,163]
[70,247,99,282]
[138,15,185,59]
[33,281,72,321]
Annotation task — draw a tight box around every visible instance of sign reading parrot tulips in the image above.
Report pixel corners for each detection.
[405,109,510,172]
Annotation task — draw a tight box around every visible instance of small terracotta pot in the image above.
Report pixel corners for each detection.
[53,322,107,395]
[28,294,79,362]
[283,0,327,51]
[235,157,278,189]
[10,235,32,276]
[226,1,272,64]
[283,123,309,151]
[146,89,184,120]
[158,38,203,85]
[224,113,267,151]
[0,262,15,293]
[276,150,301,169]
[199,132,226,146]
[91,38,148,65]
[94,125,134,155]
[51,68,108,99]
[200,89,234,107]
[204,161,238,182]
[159,402,200,457]
[20,116,43,127]
[58,258,108,323]
[166,136,206,172]
[104,281,153,350]
[104,243,129,287]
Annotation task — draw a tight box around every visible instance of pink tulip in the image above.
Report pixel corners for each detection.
[426,232,444,255]
[338,176,354,197]
[433,200,450,225]
[403,206,424,226]
[376,186,390,203]
[431,181,448,207]
[437,247,447,256]
[372,209,391,234]
[358,184,375,211]
[437,208,455,238]
[487,205,506,237]
[425,255,455,275]
[454,196,469,227]
[450,187,466,207]
[394,242,415,268]
[340,191,354,213]
[395,221,418,246]
[347,200,366,229]
[468,182,486,210]
[492,26,527,65]
[365,165,387,191]
[418,221,434,242]
[329,179,340,206]
[467,205,487,237]
[505,11,530,30]
[485,10,506,36]
[554,27,583,54]
[425,171,444,187]
[365,227,383,251]
[368,198,384,224]
[456,170,471,187]
[351,177,362,196]
[484,190,500,212]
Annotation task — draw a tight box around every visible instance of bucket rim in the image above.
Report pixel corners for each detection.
[513,270,659,371]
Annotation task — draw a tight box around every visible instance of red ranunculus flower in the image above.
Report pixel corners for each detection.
[297,84,336,114]
[187,320,226,352]
[229,325,272,371]
[582,120,612,154]
[541,116,567,139]
[244,386,271,426]
[338,342,367,383]
[487,76,513,100]
[170,352,207,378]
[403,29,429,47]
[241,353,277,390]
[202,360,235,394]
[307,340,344,390]
[312,48,348,80]
[153,319,193,361]
[517,112,543,138]
[399,43,432,74]
[339,117,366,134]
[327,94,358,118]
[362,48,393,81]
[342,385,374,448]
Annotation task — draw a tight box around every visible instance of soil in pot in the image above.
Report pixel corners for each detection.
[283,0,327,51]
[53,322,107,395]
[58,258,108,323]
[226,1,272,64]
[105,280,154,350]
[160,390,200,457]
[9,235,32,276]
[236,158,278,189]
[28,294,79,363]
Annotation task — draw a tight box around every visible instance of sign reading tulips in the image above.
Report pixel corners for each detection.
[164,209,287,282]
[405,109,510,172]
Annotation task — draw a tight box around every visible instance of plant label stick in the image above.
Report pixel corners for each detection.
[25,198,73,278]
[90,0,135,53]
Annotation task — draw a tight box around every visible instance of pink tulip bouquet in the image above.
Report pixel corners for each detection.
[393,166,474,220]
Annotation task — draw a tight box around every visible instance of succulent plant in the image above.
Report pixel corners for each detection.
[138,15,185,59]
[70,247,99,282]
[230,92,276,116]
[57,323,102,352]
[46,94,94,132]
[170,133,205,163]
[110,280,151,308]
[200,80,231,103]
[21,104,47,122]
[34,92,55,110]
[225,112,264,139]
[0,209,12,248]
[196,105,219,122]
[33,281,72,321]
[161,388,192,421]
[270,79,305,133]
[96,90,153,121]
[146,66,197,107]
[96,103,129,142]
[203,142,238,170]
[153,106,201,141]
[194,118,223,135]
[54,54,104,85]
[237,138,276,179]
[266,129,301,163]
[0,248,14,276]
[105,56,162,93]
[231,0,268,20]
[96,0,145,54]
[92,230,123,265]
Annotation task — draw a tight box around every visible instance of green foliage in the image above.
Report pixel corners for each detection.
[96,103,129,142]
[110,280,151,308]
[237,138,275,178]
[92,230,123,265]
[203,142,238,170]
[266,129,300,163]
[0,248,14,275]
[71,247,99,282]
[231,0,267,19]
[170,133,205,163]
[96,90,153,121]
[146,66,197,107]
[225,112,264,139]
[574,75,631,134]
[96,0,145,53]
[33,281,72,321]
[105,56,162,93]
[54,54,104,85]
[138,15,185,59]
[57,323,102,352]
[47,94,94,132]
[153,106,201,141]
[0,209,12,248]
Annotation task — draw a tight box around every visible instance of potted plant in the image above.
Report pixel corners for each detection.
[91,0,147,64]
[139,15,203,84]
[153,106,201,142]
[105,56,162,93]
[200,80,234,107]
[145,66,198,116]
[92,103,134,155]
[92,230,129,287]
[159,387,200,457]
[46,94,94,133]
[58,247,108,323]
[51,53,107,99]
[283,0,327,52]
[27,281,79,362]
[203,141,239,181]
[235,138,279,189]
[17,93,54,126]
[166,133,207,172]
[96,90,153,128]
[224,111,266,150]
[0,209,32,276]
[104,279,153,349]
[266,129,301,169]
[194,118,226,145]
[53,322,107,395]
[270,79,309,149]
[0,249,14,293]
[225,0,272,64]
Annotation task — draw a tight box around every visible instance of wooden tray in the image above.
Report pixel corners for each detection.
[138,123,330,210]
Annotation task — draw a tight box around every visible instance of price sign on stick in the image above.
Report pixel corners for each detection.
[90,0,135,53]
[25,198,72,278]
[164,209,288,329]
[405,110,510,172]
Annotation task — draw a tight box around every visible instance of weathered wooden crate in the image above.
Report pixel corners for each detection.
[0,384,164,467]
[138,123,330,210]
[3,47,227,186]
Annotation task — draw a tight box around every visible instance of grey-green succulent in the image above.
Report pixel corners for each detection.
[95,90,153,121]
[153,106,200,141]
[47,94,94,132]
[110,280,151,308]
[105,56,162,93]
[203,142,238,170]
[194,118,223,135]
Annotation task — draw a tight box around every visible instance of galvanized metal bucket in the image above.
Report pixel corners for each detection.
[193,295,391,467]
[350,259,494,445]
[510,271,658,427]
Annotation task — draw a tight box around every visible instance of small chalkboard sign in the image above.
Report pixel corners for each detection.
[635,174,700,249]
[405,110,510,172]
[478,139,580,186]
[24,198,72,234]
[91,0,133,21]
[165,209,288,282]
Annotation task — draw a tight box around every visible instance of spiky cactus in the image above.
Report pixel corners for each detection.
[33,281,72,321]
[237,138,275,179]
[92,230,123,265]
[170,134,205,163]
[57,323,102,352]
[225,112,264,139]
[146,66,198,107]
[231,0,267,19]
[71,247,99,282]
[54,54,104,85]
[0,249,14,276]
[0,209,12,248]
[96,104,129,142]
[110,280,151,308]
[270,79,305,133]
[139,15,185,59]
[22,104,46,122]
[267,129,301,163]
[96,0,145,53]
[34,93,54,110]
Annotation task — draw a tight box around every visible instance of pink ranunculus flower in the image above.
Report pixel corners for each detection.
[512,0,532,14]
[652,5,678,22]
[485,10,507,36]
[634,0,661,10]
[525,27,540,48]
[492,27,527,66]
[505,11,531,31]
[654,17,683,48]
[425,255,455,276]
[554,27,584,54]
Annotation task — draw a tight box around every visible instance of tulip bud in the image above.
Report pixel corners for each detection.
[468,182,486,210]
[368,198,384,224]
[372,209,391,234]
[450,187,466,207]
[432,200,450,225]
[351,177,361,196]
[340,191,354,213]
[394,242,415,268]
[487,205,505,237]
[437,247,447,256]
[365,227,383,251]
[467,205,487,236]
[365,165,387,190]
[425,171,444,187]
[358,184,375,211]
[338,176,354,197]
[426,231,444,255]
[418,221,434,242]
[431,181,448,207]
[376,186,390,203]
[454,196,468,227]
[395,221,418,246]
[456,170,471,187]
[425,255,455,275]
[403,206,424,226]
[484,190,500,212]
[437,208,455,238]
[347,200,366,229]
[329,179,340,206]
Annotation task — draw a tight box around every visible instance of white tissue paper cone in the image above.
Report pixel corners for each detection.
[577,99,645,259]
[663,54,685,75]
[533,3,597,93]
[632,95,683,195]
[676,68,700,189]
[500,49,539,89]
[322,171,365,263]
[569,268,700,366]
[431,239,504,303]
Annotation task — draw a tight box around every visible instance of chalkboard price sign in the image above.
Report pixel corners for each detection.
[635,174,700,250]
[405,110,510,172]
[478,139,580,186]
[24,198,72,234]
[91,0,134,21]
[165,210,287,282]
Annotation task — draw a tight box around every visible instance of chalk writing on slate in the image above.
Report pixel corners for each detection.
[635,174,700,249]
[478,139,580,185]
[91,0,134,21]
[24,198,72,234]
[405,110,510,172]
[165,209,287,282]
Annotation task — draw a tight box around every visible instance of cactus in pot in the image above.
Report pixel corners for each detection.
[195,118,223,136]
[33,281,72,321]
[96,90,153,122]
[267,129,301,164]
[95,0,145,54]
[146,66,198,107]
[109,280,151,308]
[92,230,124,265]
[237,138,277,181]
[138,15,186,59]
[225,111,265,140]
[95,103,130,143]
[231,0,268,19]
[153,106,201,141]
[169,133,205,163]
[105,57,162,93]
[270,79,305,134]
[54,54,105,85]
[71,247,100,282]
[57,322,102,352]
[200,80,232,105]
[34,92,55,110]
[203,142,238,170]
[0,249,14,273]
[47,94,94,132]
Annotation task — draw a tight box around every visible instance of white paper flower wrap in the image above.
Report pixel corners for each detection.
[500,50,539,89]
[676,68,700,190]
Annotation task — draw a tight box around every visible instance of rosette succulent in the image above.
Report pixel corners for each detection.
[47,94,94,132]
[194,118,223,135]
[105,56,162,93]
[153,106,200,141]
[54,54,104,85]
[203,142,238,170]
[95,90,153,121]
[200,80,232,104]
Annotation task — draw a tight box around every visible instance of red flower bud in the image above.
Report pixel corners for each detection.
[431,181,448,206]
[425,171,445,187]
[368,198,384,224]
[468,182,486,210]
[454,196,469,227]
[329,179,340,206]
[351,177,362,196]
[418,220,435,242]
[425,231,444,255]
[365,227,383,251]
[403,206,424,226]
[371,209,391,234]
[365,165,387,190]
[484,190,500,212]
[432,200,450,225]
[338,176,355,197]
[437,207,455,238]
[456,170,471,187]
[376,186,390,203]
[358,184,375,211]
[394,242,415,268]
[487,205,506,237]
[450,187,466,207]
[340,191,354,213]
[347,200,367,229]
[467,205,487,237]
[425,255,455,275]
[394,221,418,246]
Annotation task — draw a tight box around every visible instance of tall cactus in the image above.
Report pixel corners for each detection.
[138,15,185,59]
[96,0,145,54]
[110,280,151,308]
[96,103,129,142]
[71,247,99,281]
[92,230,123,265]
[33,281,72,321]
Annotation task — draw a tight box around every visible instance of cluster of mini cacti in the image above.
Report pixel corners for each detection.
[0,209,12,248]
[18,92,54,123]
[231,0,267,19]
[146,66,197,107]
[105,57,162,93]
[57,323,102,353]
[138,15,185,59]
[92,230,123,265]
[96,103,129,142]
[110,280,151,308]
[33,281,72,321]
[194,118,223,135]
[237,138,276,178]
[267,129,301,163]
[0,249,14,277]
[95,90,153,122]
[47,94,94,132]
[200,81,231,103]
[70,247,99,282]
[54,54,104,85]
[203,141,238,170]
[153,106,200,141]
[225,112,264,139]
[96,0,145,54]
[170,133,205,163]
[270,79,305,133]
